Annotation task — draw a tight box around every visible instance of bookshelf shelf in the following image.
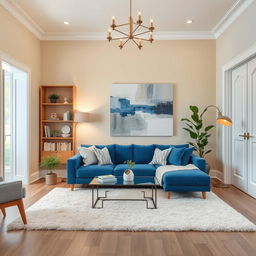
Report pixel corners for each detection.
[42,137,73,140]
[42,120,74,123]
[42,103,73,106]
[40,85,76,164]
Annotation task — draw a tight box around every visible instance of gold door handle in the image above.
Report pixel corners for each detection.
[239,133,247,139]
[246,132,254,140]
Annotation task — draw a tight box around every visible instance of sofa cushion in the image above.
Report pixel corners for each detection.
[76,165,114,178]
[167,147,186,165]
[115,144,134,164]
[181,147,194,165]
[114,164,156,176]
[81,144,115,163]
[162,169,210,186]
[134,144,155,164]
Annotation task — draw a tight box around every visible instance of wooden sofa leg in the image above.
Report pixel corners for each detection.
[17,199,27,224]
[202,192,206,199]
[1,207,6,217]
[70,184,75,191]
[167,191,171,199]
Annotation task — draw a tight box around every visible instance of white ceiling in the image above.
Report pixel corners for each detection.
[1,0,253,39]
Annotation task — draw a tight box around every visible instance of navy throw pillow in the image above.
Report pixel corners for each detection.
[167,147,186,165]
[181,147,194,165]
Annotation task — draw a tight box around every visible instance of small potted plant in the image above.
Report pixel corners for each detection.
[123,160,135,182]
[40,156,60,185]
[48,94,59,103]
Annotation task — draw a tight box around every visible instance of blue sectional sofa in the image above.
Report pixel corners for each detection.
[67,144,211,199]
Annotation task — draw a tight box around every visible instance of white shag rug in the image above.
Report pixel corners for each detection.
[7,188,256,232]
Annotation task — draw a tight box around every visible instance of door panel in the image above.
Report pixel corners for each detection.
[231,64,248,192]
[248,57,256,198]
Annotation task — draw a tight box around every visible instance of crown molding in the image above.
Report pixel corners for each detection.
[213,0,255,38]
[0,0,44,39]
[1,0,254,41]
[42,31,215,41]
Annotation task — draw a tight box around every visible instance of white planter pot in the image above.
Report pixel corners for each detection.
[123,169,134,182]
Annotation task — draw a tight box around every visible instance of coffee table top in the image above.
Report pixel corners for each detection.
[89,176,159,187]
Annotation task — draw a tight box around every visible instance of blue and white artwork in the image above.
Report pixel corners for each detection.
[110,83,173,136]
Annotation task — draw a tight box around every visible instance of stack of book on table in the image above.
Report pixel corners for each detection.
[97,175,117,184]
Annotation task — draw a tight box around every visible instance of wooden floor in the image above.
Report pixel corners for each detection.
[0,179,256,256]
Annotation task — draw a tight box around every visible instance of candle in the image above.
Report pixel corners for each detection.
[150,31,153,38]
[120,39,123,46]
[108,28,112,36]
[112,16,116,25]
[138,11,142,21]
[139,40,142,46]
[150,19,154,27]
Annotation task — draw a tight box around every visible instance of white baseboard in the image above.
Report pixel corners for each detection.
[39,169,66,178]
[210,169,223,182]
[30,169,66,183]
[30,171,41,183]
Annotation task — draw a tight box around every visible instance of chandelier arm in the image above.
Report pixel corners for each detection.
[137,24,151,30]
[134,37,150,41]
[113,29,129,37]
[111,37,129,41]
[134,30,150,37]
[132,39,140,47]
[115,23,130,28]
[132,25,140,34]
[122,38,130,47]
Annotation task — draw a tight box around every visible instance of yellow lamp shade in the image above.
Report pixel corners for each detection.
[216,113,232,126]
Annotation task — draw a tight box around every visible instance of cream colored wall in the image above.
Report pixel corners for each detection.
[0,6,40,181]
[41,40,217,168]
[216,1,256,173]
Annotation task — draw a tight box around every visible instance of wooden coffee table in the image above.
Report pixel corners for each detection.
[89,176,159,209]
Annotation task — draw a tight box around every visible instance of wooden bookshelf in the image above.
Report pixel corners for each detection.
[39,85,76,164]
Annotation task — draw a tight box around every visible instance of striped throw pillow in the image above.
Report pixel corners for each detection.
[93,146,113,165]
[149,148,172,165]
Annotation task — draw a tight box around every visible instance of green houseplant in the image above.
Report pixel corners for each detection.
[40,156,60,185]
[181,105,215,173]
[123,160,135,182]
[48,94,59,103]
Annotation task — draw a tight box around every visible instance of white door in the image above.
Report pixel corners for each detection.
[231,64,248,192]
[247,58,256,198]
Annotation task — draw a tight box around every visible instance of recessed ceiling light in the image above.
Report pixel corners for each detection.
[64,21,69,25]
[186,19,193,24]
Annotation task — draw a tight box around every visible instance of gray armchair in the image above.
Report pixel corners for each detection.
[0,177,27,224]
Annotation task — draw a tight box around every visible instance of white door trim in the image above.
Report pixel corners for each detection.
[0,51,31,184]
[221,42,256,184]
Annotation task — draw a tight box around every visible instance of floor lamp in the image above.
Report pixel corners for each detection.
[202,105,232,188]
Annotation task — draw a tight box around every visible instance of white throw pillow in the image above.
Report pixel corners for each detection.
[93,146,113,165]
[78,146,98,166]
[149,148,172,165]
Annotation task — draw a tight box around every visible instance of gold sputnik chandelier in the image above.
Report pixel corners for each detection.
[107,0,155,49]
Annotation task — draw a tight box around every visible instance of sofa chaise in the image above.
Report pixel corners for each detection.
[67,144,211,199]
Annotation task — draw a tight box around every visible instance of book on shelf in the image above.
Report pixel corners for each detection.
[44,125,51,137]
[43,142,72,152]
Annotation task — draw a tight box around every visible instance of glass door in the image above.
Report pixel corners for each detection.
[3,69,15,180]
[1,61,28,182]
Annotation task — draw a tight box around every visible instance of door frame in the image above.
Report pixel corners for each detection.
[221,42,256,184]
[0,51,31,183]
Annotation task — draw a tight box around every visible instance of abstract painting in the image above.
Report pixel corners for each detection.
[110,83,173,136]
